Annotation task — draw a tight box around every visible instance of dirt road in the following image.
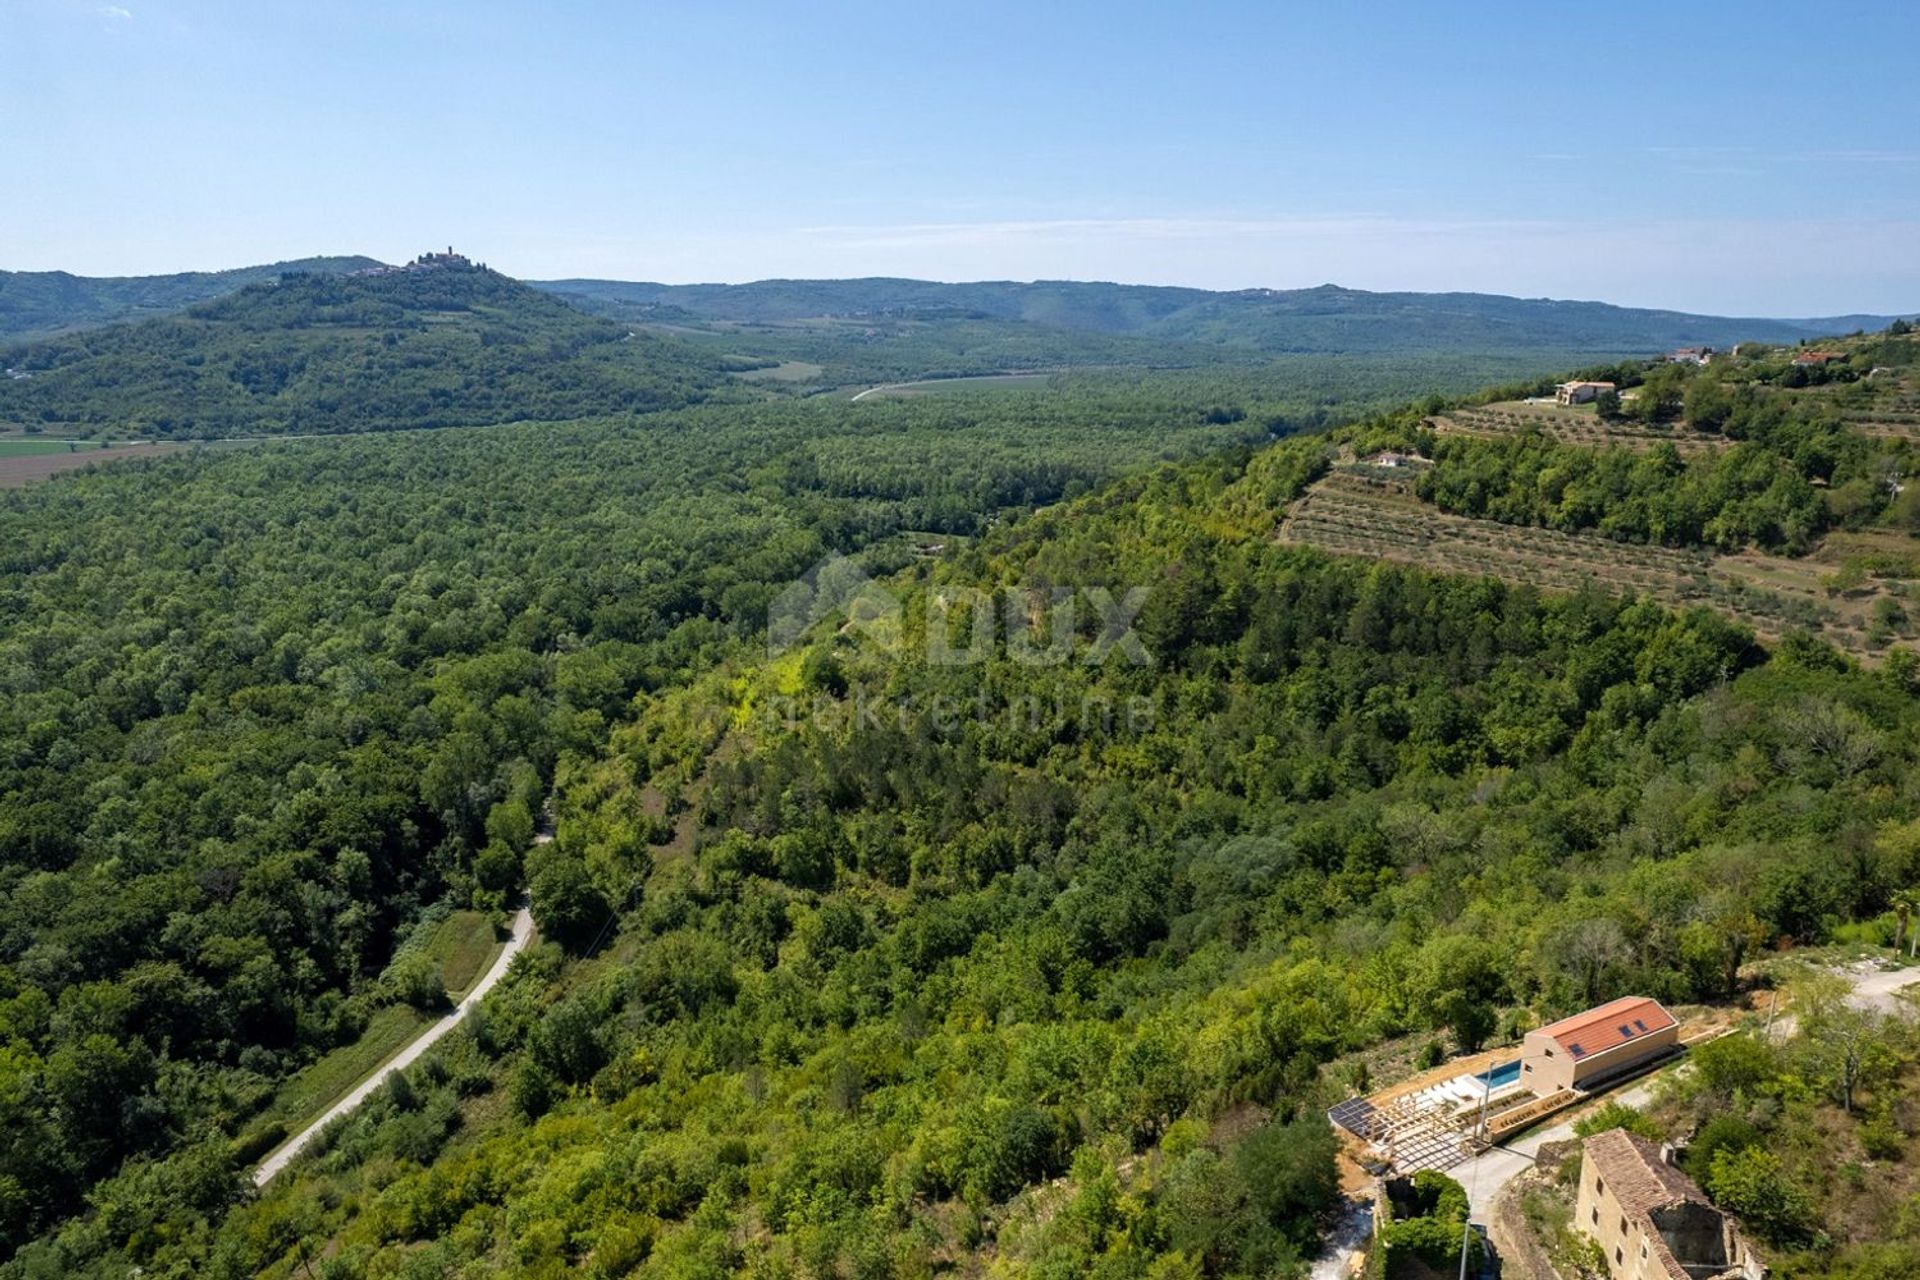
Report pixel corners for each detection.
[252,905,535,1186]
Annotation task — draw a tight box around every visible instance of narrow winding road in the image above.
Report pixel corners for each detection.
[252,903,536,1186]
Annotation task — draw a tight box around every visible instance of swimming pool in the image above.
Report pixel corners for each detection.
[1475,1059,1522,1089]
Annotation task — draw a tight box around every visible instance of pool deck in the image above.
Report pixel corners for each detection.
[1360,1045,1521,1109]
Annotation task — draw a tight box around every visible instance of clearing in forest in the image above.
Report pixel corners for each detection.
[1279,470,1920,658]
[0,439,182,486]
[1428,401,1729,454]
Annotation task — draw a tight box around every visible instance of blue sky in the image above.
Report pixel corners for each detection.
[5,0,1918,313]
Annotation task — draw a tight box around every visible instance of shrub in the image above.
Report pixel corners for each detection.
[1574,1102,1661,1141]
[1705,1147,1817,1246]
[1860,1115,1906,1162]
[529,852,612,952]
[1380,1169,1480,1272]
[1686,1034,1780,1101]
[1682,1115,1761,1183]
[228,1121,287,1165]
[379,950,449,1012]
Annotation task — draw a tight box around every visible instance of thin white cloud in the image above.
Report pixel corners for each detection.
[1807,149,1920,165]
[1639,145,1757,158]
[100,5,132,18]
[1639,144,1918,169]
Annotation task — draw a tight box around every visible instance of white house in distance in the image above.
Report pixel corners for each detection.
[1522,996,1679,1096]
[1557,380,1617,406]
[1666,347,1714,366]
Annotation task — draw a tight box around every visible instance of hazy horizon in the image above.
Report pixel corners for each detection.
[9,251,1914,325]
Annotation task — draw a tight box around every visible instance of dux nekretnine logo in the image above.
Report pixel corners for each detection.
[766,555,904,657]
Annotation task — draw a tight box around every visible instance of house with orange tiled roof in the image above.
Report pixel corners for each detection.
[1521,996,1679,1097]
[1574,1130,1766,1280]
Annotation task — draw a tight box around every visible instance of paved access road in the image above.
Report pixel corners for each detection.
[252,905,535,1186]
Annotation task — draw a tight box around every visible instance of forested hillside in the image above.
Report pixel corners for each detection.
[10,260,1903,440]
[9,328,1920,1279]
[0,265,729,437]
[10,0,1918,1275]
[541,277,1902,353]
[0,387,1279,1268]
[1413,330,1920,549]
[0,257,381,342]
[11,263,1898,359]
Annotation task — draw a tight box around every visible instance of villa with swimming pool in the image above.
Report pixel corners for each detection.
[1520,996,1679,1096]
[1328,996,1682,1176]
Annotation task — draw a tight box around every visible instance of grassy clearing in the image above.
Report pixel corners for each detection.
[238,911,502,1152]
[245,1004,430,1144]
[0,440,181,487]
[429,909,504,999]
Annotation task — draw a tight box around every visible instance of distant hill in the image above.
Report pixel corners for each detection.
[0,263,727,437]
[9,261,1903,359]
[0,256,383,341]
[538,276,1909,355]
[6,259,1908,436]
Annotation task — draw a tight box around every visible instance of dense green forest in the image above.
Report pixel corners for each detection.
[0,266,731,437]
[14,262,1889,356]
[0,257,380,342]
[5,313,1920,1279]
[596,315,1616,394]
[0,387,1285,1267]
[0,264,1651,440]
[8,340,1920,1278]
[9,258,1904,440]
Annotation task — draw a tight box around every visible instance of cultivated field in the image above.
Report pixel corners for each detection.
[1844,383,1920,438]
[1429,401,1729,454]
[0,438,182,487]
[1280,472,1919,657]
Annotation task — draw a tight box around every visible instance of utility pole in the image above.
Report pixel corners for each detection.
[1458,1077,1494,1280]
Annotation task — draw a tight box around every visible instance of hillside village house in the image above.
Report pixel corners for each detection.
[1793,351,1848,367]
[1521,996,1678,1097]
[1575,1130,1765,1280]
[1666,347,1714,365]
[1557,380,1617,405]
